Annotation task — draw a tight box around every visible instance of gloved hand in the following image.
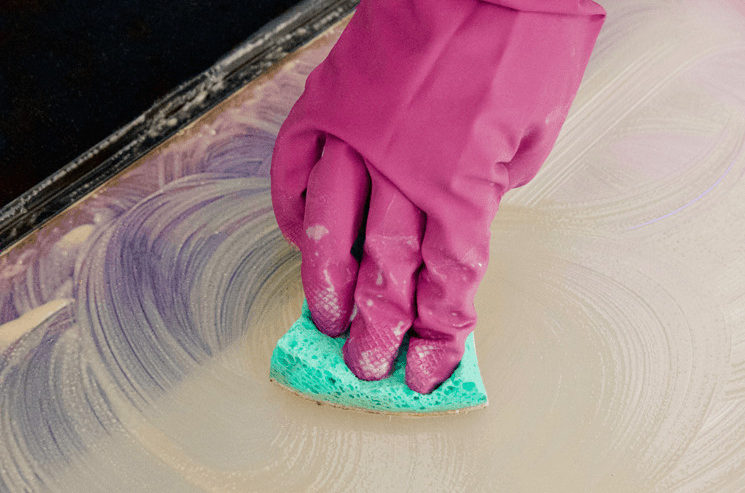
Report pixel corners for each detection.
[271,0,605,394]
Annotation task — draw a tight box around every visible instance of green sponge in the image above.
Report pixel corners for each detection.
[269,301,488,415]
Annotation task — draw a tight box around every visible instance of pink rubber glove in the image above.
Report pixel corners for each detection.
[271,0,605,394]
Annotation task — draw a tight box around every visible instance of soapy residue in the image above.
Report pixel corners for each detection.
[1,0,745,490]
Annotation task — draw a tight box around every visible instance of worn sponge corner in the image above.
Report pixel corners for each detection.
[269,301,488,414]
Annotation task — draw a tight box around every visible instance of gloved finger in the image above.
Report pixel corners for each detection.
[301,135,370,337]
[406,192,497,394]
[270,117,324,248]
[343,166,424,381]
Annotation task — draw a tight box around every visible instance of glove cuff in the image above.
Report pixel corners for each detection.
[480,0,606,16]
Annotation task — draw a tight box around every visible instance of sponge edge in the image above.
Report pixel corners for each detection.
[269,301,488,415]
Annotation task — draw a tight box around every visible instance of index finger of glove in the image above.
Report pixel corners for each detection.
[406,185,501,394]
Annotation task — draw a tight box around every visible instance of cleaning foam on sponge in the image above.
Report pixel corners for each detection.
[269,301,488,415]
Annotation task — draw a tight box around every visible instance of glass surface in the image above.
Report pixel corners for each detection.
[1,1,745,490]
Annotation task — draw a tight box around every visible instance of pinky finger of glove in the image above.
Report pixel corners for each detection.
[270,120,324,248]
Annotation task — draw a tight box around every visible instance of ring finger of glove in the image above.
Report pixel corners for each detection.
[301,136,370,336]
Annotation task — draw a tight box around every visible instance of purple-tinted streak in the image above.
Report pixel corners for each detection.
[628,144,741,230]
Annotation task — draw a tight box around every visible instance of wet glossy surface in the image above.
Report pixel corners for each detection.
[1,1,745,490]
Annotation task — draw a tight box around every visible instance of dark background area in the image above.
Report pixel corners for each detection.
[0,0,301,209]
